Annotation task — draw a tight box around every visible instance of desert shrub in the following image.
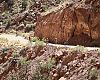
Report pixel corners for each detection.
[71,45,87,53]
[97,49,100,56]
[55,0,64,4]
[35,40,45,46]
[32,37,38,42]
[17,57,31,80]
[21,0,28,9]
[7,57,31,80]
[19,57,31,66]
[32,37,48,42]
[42,4,49,11]
[88,68,100,80]
[39,58,55,71]
[32,58,55,80]
[88,68,98,80]
[1,11,12,26]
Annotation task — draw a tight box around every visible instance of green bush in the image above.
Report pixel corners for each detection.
[88,68,98,80]
[71,45,87,53]
[35,40,45,46]
[39,58,55,71]
[32,37,39,42]
[19,57,31,66]
[32,58,55,80]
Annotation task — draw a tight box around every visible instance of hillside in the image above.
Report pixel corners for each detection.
[0,0,100,80]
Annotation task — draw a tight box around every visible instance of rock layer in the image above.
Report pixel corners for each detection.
[35,0,100,46]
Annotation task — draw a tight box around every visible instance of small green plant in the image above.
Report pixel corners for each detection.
[19,57,31,66]
[90,58,96,63]
[39,58,55,71]
[32,37,48,46]
[22,0,28,9]
[35,40,45,46]
[97,49,100,56]
[12,52,19,58]
[32,37,39,42]
[71,45,87,53]
[88,68,98,80]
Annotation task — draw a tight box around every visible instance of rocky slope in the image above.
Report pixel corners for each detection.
[0,0,100,80]
[35,0,100,47]
[0,44,100,80]
[0,0,64,33]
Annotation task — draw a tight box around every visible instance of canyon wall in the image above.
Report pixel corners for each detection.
[35,0,100,46]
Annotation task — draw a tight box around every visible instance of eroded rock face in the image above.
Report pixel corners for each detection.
[35,0,100,46]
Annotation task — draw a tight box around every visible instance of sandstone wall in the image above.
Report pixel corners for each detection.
[35,0,100,46]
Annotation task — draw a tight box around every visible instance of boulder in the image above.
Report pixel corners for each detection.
[34,0,100,46]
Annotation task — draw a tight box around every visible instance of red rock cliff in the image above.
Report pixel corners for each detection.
[35,0,100,46]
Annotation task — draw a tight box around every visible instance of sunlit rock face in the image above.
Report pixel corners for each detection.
[35,0,100,46]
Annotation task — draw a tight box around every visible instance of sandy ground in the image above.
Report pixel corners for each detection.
[0,33,30,47]
[47,43,100,51]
